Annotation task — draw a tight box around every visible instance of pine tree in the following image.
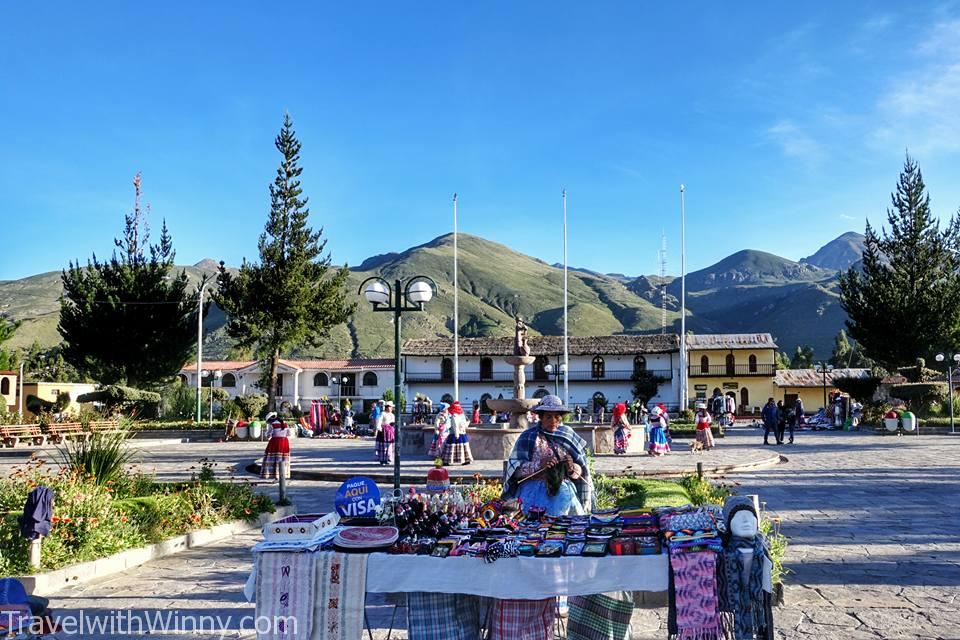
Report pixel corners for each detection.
[59,173,202,388]
[0,315,21,370]
[830,330,852,368]
[214,114,354,411]
[839,155,960,372]
[790,345,815,369]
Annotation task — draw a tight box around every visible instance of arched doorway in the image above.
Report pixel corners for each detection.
[441,358,454,382]
[592,356,605,379]
[740,387,749,413]
[748,354,757,373]
[480,357,493,381]
[533,355,549,381]
[633,355,646,375]
[700,355,710,374]
[725,354,736,377]
[533,388,550,399]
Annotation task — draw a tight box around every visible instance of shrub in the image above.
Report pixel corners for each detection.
[234,394,268,420]
[679,474,733,506]
[56,428,137,486]
[890,382,947,415]
[77,385,161,416]
[760,516,789,586]
[833,376,882,402]
[159,380,195,419]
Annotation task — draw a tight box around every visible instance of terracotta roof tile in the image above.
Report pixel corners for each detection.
[402,334,680,357]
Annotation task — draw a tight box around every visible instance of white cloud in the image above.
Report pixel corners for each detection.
[839,213,856,220]
[765,120,823,162]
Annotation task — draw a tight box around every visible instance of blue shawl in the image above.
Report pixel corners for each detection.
[502,423,593,510]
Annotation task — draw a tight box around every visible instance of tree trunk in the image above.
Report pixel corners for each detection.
[267,348,280,412]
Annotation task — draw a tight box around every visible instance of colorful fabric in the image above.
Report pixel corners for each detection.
[649,425,671,454]
[406,592,485,640]
[516,476,584,516]
[260,436,291,479]
[376,423,395,464]
[314,552,367,640]
[503,424,593,510]
[441,433,473,465]
[428,413,450,458]
[567,591,633,640]
[695,427,715,449]
[613,423,630,455]
[720,537,768,640]
[669,551,723,640]
[255,551,318,640]
[489,598,555,640]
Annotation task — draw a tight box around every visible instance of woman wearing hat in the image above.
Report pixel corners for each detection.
[374,400,396,465]
[647,405,671,456]
[441,400,473,465]
[428,402,451,458]
[695,402,715,450]
[259,412,291,480]
[611,402,631,455]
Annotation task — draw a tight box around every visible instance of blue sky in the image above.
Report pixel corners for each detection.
[2,2,960,281]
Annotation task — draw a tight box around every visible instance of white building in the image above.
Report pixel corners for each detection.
[179,358,395,413]
[402,334,681,413]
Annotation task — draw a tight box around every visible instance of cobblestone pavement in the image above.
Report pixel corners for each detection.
[30,429,960,639]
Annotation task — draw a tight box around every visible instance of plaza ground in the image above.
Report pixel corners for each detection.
[8,427,959,639]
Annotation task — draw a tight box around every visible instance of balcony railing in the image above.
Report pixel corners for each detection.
[688,364,775,377]
[404,369,673,384]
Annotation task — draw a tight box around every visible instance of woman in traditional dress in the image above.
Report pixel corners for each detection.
[695,403,715,450]
[611,402,631,455]
[375,400,396,465]
[259,413,291,480]
[427,402,450,458]
[441,401,473,465]
[647,405,671,456]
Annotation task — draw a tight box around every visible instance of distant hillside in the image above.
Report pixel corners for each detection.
[801,231,865,271]
[0,232,862,360]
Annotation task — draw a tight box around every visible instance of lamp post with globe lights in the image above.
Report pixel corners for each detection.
[543,362,567,396]
[935,353,960,434]
[208,369,222,428]
[358,276,438,493]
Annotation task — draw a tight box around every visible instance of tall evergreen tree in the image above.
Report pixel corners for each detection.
[790,345,815,369]
[59,174,202,387]
[0,315,21,371]
[829,330,852,368]
[839,155,960,372]
[214,114,354,411]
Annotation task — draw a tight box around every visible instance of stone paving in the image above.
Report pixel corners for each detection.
[15,428,960,638]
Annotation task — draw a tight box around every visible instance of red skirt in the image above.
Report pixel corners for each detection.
[261,436,290,479]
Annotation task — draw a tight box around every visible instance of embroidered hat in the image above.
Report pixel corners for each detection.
[534,395,571,414]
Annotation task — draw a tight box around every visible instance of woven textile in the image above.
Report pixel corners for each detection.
[669,551,723,640]
[406,592,485,640]
[260,436,291,479]
[375,441,394,464]
[648,425,670,454]
[567,591,633,640]
[489,598,555,640]
[695,428,715,449]
[314,552,367,640]
[442,433,474,465]
[613,425,630,455]
[720,538,768,640]
[503,424,594,510]
[255,551,318,640]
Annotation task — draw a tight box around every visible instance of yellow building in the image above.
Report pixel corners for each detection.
[1,370,17,412]
[775,368,870,412]
[686,334,778,415]
[21,382,98,420]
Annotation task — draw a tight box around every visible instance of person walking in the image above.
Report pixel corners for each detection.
[441,401,473,465]
[790,397,803,444]
[369,400,382,436]
[775,400,786,445]
[428,402,450,458]
[647,406,671,456]
[694,403,715,450]
[761,398,779,445]
[611,402,631,455]
[471,401,481,425]
[725,392,737,425]
[259,413,291,481]
[374,400,396,465]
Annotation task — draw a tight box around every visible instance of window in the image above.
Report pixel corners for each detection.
[480,357,493,381]
[275,374,284,397]
[533,388,550,399]
[633,355,647,375]
[748,354,757,373]
[740,387,749,411]
[591,356,605,379]
[592,392,607,412]
[0,378,8,395]
[314,372,329,387]
[700,355,710,374]
[221,373,236,387]
[177,374,188,385]
[533,356,549,381]
[725,354,735,376]
[362,372,378,387]
[441,358,454,382]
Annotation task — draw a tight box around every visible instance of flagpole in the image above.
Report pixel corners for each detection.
[563,189,569,407]
[453,193,460,401]
[679,185,687,413]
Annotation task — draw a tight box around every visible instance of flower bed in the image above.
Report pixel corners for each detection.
[0,459,273,577]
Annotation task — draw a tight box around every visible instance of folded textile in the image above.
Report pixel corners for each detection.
[314,552,368,640]
[256,551,319,640]
[669,550,723,640]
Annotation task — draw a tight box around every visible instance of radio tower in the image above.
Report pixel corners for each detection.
[659,232,668,334]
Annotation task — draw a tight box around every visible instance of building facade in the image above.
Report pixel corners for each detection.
[21,382,99,420]
[402,334,682,413]
[179,359,395,412]
[0,370,16,412]
[685,333,778,415]
[775,367,870,412]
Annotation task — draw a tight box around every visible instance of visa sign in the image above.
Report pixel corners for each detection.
[334,476,381,518]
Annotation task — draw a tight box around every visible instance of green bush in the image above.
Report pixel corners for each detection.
[760,516,790,586]
[679,474,733,506]
[56,428,137,486]
[833,376,882,402]
[234,394,268,420]
[890,382,947,415]
[77,385,162,416]
[159,380,195,419]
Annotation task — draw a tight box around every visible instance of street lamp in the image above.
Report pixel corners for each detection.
[815,362,833,410]
[359,275,438,494]
[331,376,343,412]
[543,363,567,396]
[935,353,960,435]
[196,280,211,423]
[208,370,222,428]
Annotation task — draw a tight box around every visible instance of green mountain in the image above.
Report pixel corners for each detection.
[1,233,859,361]
[800,231,865,271]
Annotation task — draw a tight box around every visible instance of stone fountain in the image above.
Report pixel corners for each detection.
[484,315,541,429]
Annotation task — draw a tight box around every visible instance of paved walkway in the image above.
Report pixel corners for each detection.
[18,429,960,638]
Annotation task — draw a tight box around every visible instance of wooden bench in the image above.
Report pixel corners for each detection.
[0,424,47,448]
[46,422,89,444]
[88,420,123,435]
